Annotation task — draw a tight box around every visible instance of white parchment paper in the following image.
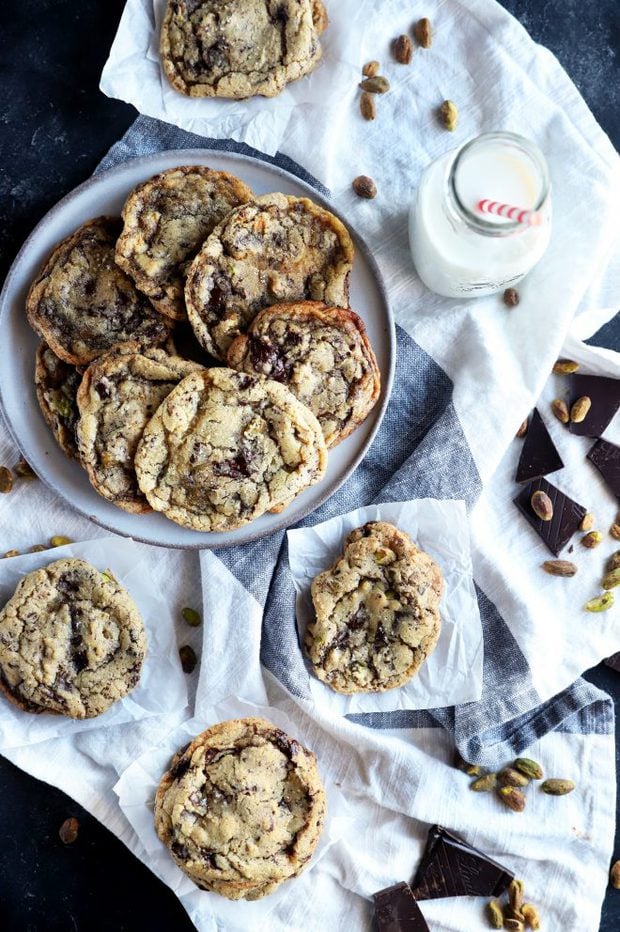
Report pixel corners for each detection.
[0,537,188,749]
[287,499,484,715]
[114,695,354,931]
[100,0,366,157]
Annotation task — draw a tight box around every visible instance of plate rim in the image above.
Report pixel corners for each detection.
[0,147,396,550]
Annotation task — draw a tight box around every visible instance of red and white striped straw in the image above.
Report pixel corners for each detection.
[477,199,542,226]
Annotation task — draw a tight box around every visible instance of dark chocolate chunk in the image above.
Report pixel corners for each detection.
[373,882,430,931]
[587,439,620,499]
[568,375,620,438]
[515,408,564,482]
[411,825,514,902]
[604,652,620,672]
[514,477,587,556]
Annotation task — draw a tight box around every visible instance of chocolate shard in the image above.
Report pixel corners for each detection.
[514,477,587,556]
[568,374,620,438]
[373,882,430,931]
[411,825,514,902]
[587,439,620,500]
[515,408,564,483]
[604,652,620,673]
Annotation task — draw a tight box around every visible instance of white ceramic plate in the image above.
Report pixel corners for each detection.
[0,150,395,549]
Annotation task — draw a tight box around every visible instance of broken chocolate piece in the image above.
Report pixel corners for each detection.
[587,439,620,500]
[373,882,430,931]
[514,477,587,556]
[515,408,564,483]
[604,652,620,673]
[568,375,620,438]
[411,825,514,902]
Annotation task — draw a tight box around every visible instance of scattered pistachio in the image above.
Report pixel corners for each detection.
[486,899,504,929]
[521,903,541,929]
[414,17,432,48]
[610,860,620,890]
[30,544,46,553]
[503,288,519,307]
[59,817,79,845]
[352,175,377,199]
[393,34,413,64]
[471,773,498,792]
[579,512,595,532]
[541,778,575,796]
[362,60,380,77]
[531,490,553,522]
[455,752,483,776]
[570,395,591,423]
[581,530,602,549]
[50,536,73,548]
[498,768,529,788]
[497,786,526,812]
[4,549,20,558]
[553,359,580,374]
[0,467,13,494]
[53,397,72,418]
[359,75,390,94]
[514,758,544,780]
[360,91,376,121]
[179,645,198,674]
[509,879,525,913]
[603,568,620,590]
[182,606,202,628]
[551,398,569,424]
[542,560,577,577]
[607,551,620,572]
[610,523,620,541]
[13,459,36,479]
[585,592,614,612]
[516,418,528,439]
[439,99,458,131]
[101,570,116,583]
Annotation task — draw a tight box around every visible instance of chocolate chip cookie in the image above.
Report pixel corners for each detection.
[0,558,146,719]
[26,217,172,365]
[35,342,82,459]
[154,717,326,899]
[160,0,328,99]
[77,347,203,514]
[306,522,443,694]
[115,166,253,321]
[227,301,381,447]
[134,368,327,531]
[185,193,354,360]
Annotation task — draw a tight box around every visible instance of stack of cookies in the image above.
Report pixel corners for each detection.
[26,164,381,533]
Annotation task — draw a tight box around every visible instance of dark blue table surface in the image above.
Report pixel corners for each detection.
[0,2,618,930]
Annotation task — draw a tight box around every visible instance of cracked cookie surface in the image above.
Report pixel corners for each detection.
[134,367,327,532]
[77,347,203,513]
[305,522,443,694]
[160,0,328,99]
[115,166,253,321]
[185,193,354,360]
[26,217,172,366]
[227,301,381,447]
[35,342,82,459]
[154,717,326,900]
[0,558,146,719]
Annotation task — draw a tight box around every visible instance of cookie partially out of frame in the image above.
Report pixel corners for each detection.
[305,522,443,694]
[0,558,146,719]
[35,341,82,459]
[26,217,172,366]
[115,166,253,321]
[227,301,381,447]
[154,717,326,900]
[160,0,328,99]
[134,368,327,532]
[77,346,203,514]
[185,193,354,360]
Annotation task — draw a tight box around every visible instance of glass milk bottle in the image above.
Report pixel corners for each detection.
[409,132,551,298]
